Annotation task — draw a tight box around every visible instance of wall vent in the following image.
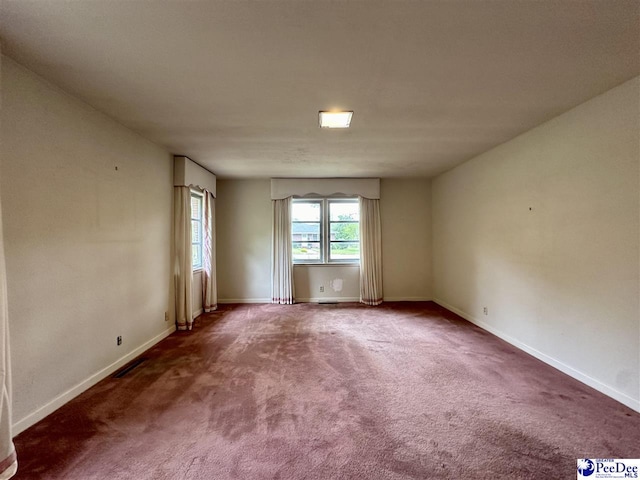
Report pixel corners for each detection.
[113,358,147,378]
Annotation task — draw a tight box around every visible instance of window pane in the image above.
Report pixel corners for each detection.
[293,242,321,261]
[191,195,201,220]
[329,201,359,222]
[330,222,359,241]
[292,222,320,242]
[292,202,320,222]
[330,242,360,261]
[192,220,201,243]
[192,244,202,268]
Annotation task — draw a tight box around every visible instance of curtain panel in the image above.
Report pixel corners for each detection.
[0,189,17,479]
[359,197,383,306]
[202,191,217,313]
[173,186,194,330]
[271,197,294,304]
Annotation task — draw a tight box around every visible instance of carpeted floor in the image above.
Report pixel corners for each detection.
[13,302,640,479]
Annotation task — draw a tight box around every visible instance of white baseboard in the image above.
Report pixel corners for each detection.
[218,298,271,304]
[383,297,432,302]
[433,298,640,413]
[192,308,203,319]
[296,297,360,303]
[13,325,176,435]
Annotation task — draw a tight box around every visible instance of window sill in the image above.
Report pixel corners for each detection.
[294,263,360,267]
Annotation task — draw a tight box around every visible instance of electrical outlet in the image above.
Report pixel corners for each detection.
[320,285,324,292]
[117,336,122,346]
[483,307,488,316]
[164,311,169,322]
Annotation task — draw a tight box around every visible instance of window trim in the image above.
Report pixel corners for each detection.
[292,198,360,265]
[191,190,204,272]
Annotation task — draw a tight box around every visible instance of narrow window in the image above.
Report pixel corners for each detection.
[191,192,203,270]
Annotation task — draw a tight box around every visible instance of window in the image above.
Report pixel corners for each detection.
[328,200,360,262]
[191,192,203,270]
[292,199,359,264]
[292,200,321,262]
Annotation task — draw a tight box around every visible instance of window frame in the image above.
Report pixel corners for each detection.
[190,191,204,272]
[327,198,360,264]
[292,198,360,265]
[291,199,323,264]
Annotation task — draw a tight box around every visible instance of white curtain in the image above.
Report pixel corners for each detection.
[0,189,17,479]
[202,190,217,313]
[173,186,193,330]
[271,197,294,304]
[359,197,383,306]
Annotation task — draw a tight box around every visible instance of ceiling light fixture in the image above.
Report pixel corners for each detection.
[319,111,353,129]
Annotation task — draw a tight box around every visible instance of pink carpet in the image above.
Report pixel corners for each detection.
[13,302,640,479]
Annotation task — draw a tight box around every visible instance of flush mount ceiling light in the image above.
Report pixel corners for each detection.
[319,111,353,128]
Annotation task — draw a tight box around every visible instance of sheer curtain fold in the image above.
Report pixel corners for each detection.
[173,186,193,330]
[0,190,17,479]
[359,197,383,306]
[271,197,294,304]
[202,190,217,313]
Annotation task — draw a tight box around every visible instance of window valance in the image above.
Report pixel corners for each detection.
[270,178,380,200]
[174,156,217,197]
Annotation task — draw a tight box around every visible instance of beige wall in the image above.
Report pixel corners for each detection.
[294,265,360,302]
[216,178,432,303]
[432,77,640,411]
[381,178,432,301]
[216,179,272,302]
[0,57,174,432]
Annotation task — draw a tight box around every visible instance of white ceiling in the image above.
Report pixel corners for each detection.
[1,0,638,178]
